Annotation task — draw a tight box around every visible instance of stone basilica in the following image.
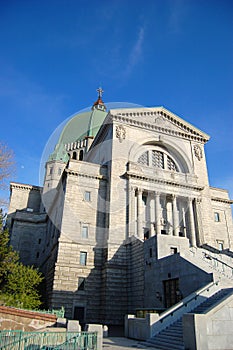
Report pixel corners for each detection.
[7,90,233,334]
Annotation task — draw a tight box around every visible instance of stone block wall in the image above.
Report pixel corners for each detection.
[8,183,42,215]
[183,293,233,350]
[0,306,56,331]
[126,237,144,314]
[102,243,128,325]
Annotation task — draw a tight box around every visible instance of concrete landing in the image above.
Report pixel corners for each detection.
[103,337,159,349]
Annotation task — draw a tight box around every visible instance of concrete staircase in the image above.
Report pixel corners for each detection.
[142,288,233,350]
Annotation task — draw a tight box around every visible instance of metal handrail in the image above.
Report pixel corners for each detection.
[0,331,97,350]
[158,281,219,322]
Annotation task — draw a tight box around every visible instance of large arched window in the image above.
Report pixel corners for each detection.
[138,149,178,172]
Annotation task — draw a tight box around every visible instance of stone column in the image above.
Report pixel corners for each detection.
[195,198,202,246]
[129,186,136,237]
[172,195,179,236]
[149,193,155,236]
[188,197,196,247]
[154,192,161,235]
[137,188,143,239]
[182,207,187,237]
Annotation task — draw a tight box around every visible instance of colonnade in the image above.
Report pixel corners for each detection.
[129,187,197,247]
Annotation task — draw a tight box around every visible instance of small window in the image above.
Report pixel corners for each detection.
[217,241,224,251]
[142,195,147,205]
[144,229,149,240]
[84,191,91,202]
[214,212,220,222]
[36,252,40,258]
[149,248,153,258]
[78,277,85,291]
[58,168,62,175]
[79,150,84,161]
[81,226,88,239]
[170,247,178,255]
[80,252,87,266]
[73,152,77,160]
[38,238,41,244]
[49,167,53,175]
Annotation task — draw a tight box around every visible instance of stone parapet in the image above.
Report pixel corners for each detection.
[0,306,57,331]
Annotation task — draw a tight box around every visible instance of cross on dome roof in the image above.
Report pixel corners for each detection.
[92,87,106,111]
[97,87,104,98]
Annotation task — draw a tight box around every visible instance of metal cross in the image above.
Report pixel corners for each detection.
[97,87,104,98]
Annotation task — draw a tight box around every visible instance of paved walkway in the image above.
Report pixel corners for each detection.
[103,337,159,349]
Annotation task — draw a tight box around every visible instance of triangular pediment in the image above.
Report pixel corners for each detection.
[109,106,210,143]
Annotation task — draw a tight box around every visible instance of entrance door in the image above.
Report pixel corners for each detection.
[73,306,85,324]
[163,278,180,308]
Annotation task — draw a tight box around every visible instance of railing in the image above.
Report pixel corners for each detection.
[26,306,65,318]
[0,330,97,350]
[150,281,220,336]
[127,161,199,187]
[189,247,233,280]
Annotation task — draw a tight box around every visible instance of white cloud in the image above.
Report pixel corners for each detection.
[123,26,145,78]
[168,0,188,34]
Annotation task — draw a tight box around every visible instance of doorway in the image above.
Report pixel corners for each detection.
[163,278,180,308]
[73,306,85,327]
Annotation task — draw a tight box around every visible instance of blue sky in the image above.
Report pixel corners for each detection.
[0,0,232,202]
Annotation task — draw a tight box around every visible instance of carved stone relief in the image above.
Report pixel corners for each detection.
[116,125,126,143]
[193,144,203,161]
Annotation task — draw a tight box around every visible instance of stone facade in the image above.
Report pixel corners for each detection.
[8,101,233,332]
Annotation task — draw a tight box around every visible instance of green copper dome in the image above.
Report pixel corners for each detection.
[49,107,107,162]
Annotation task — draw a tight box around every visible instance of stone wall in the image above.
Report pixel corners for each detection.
[144,235,213,309]
[9,211,47,266]
[183,293,233,350]
[0,306,56,331]
[126,237,144,314]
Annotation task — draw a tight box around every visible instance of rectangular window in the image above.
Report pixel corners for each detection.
[80,252,87,266]
[214,212,220,222]
[84,191,91,201]
[81,225,88,239]
[217,241,224,251]
[78,277,85,291]
[49,167,53,175]
[149,248,153,258]
[170,247,178,255]
[58,168,62,175]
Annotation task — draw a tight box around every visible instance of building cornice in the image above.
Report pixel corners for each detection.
[111,114,208,144]
[125,171,204,191]
[108,107,210,144]
[211,197,233,204]
[10,182,42,192]
[65,168,107,181]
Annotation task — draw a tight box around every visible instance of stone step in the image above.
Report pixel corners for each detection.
[161,330,183,339]
[155,334,183,344]
[145,338,184,350]
[142,288,233,350]
[149,332,183,345]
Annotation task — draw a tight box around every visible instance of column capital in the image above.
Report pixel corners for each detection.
[137,188,143,194]
[154,191,161,196]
